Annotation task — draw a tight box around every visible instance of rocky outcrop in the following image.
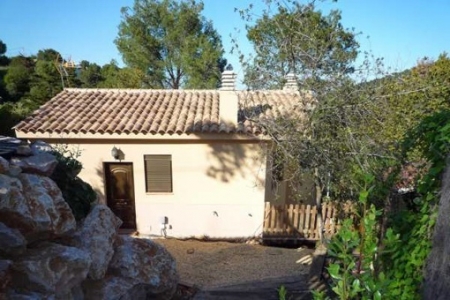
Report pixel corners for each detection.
[0,260,12,295]
[30,141,53,155]
[0,139,179,299]
[109,236,179,300]
[424,160,450,299]
[0,157,9,174]
[0,222,26,257]
[0,173,76,243]
[82,276,136,300]
[70,204,122,280]
[10,242,91,297]
[82,236,179,300]
[10,152,58,176]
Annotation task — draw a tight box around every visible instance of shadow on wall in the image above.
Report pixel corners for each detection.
[94,166,106,203]
[204,141,265,188]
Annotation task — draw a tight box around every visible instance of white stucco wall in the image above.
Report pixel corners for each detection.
[49,138,267,238]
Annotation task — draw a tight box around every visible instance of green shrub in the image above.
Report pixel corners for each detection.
[50,146,97,220]
[318,110,450,299]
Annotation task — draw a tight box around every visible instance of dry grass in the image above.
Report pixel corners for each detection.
[154,238,313,289]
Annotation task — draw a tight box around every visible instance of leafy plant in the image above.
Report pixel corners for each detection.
[50,145,97,220]
[382,110,450,298]
[322,174,393,299]
[278,285,288,300]
[319,111,450,299]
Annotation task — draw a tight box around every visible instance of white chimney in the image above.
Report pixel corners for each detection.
[283,73,298,91]
[220,64,237,91]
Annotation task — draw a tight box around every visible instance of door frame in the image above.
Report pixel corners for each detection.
[103,162,137,230]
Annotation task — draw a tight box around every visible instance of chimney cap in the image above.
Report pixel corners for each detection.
[220,66,237,91]
[283,72,298,91]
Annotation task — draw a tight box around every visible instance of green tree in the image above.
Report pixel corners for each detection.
[0,39,10,66]
[78,60,103,88]
[362,54,450,159]
[115,0,225,89]
[96,60,145,89]
[243,1,359,89]
[30,49,64,104]
[237,0,396,243]
[4,55,35,101]
[0,39,9,102]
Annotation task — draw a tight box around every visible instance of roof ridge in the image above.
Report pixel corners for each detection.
[64,88,221,93]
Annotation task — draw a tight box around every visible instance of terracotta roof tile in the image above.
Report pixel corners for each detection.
[15,88,314,136]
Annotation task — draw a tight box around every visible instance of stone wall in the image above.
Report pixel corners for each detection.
[0,139,179,299]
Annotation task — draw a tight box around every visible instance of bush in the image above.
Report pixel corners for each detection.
[50,146,97,220]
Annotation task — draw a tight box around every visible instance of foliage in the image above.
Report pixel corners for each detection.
[235,0,402,217]
[367,54,450,155]
[320,175,395,299]
[115,0,226,89]
[0,39,9,66]
[0,42,150,133]
[277,285,287,300]
[0,40,6,56]
[4,56,35,101]
[0,99,36,136]
[319,111,450,299]
[381,110,450,297]
[78,60,103,88]
[50,145,97,220]
[242,0,358,89]
[97,60,145,89]
[4,49,64,104]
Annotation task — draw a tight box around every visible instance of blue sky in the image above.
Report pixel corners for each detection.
[1,0,449,79]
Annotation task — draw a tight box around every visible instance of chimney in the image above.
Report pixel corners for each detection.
[219,65,238,125]
[220,64,237,91]
[283,73,298,91]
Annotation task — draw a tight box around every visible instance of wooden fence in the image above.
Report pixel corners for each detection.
[262,201,354,240]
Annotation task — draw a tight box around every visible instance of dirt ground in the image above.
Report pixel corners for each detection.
[154,238,314,289]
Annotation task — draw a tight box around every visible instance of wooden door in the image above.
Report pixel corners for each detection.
[104,163,137,230]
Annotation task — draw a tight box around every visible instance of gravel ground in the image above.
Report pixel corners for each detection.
[154,238,314,289]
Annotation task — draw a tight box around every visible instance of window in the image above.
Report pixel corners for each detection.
[144,155,172,193]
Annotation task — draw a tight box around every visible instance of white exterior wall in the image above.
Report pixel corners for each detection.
[52,139,267,238]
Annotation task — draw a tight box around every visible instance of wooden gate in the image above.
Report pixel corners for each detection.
[262,201,354,240]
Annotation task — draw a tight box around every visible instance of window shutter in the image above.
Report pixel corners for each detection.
[144,155,172,193]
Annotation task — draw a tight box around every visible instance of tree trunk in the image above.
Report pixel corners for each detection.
[314,168,324,244]
[423,159,450,299]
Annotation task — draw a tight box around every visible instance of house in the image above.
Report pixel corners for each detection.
[14,70,316,238]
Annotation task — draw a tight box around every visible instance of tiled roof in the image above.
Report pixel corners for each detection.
[14,88,313,136]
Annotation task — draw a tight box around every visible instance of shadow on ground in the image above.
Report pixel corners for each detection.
[193,274,312,300]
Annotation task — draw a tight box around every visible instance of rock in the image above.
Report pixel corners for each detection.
[0,222,27,257]
[10,152,57,176]
[5,291,54,300]
[0,157,9,174]
[15,145,32,156]
[82,276,134,300]
[8,165,22,177]
[0,260,12,294]
[108,236,179,300]
[69,285,84,300]
[0,173,76,242]
[10,242,91,297]
[0,136,21,160]
[30,141,53,155]
[70,204,122,280]
[0,173,10,204]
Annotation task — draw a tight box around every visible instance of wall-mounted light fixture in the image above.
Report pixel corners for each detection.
[111,146,120,160]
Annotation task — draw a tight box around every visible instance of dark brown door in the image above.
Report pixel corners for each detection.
[104,163,137,230]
